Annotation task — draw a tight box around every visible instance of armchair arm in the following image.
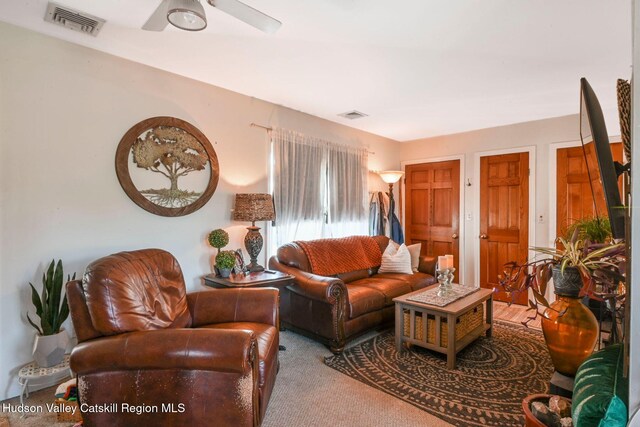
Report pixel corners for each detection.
[71,328,256,375]
[188,288,279,328]
[418,255,437,276]
[269,257,346,304]
[66,280,102,343]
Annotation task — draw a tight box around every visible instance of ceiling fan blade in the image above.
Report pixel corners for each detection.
[208,0,282,34]
[142,0,170,31]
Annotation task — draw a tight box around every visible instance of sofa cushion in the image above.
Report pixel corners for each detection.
[276,242,312,272]
[407,243,421,272]
[346,285,386,319]
[336,269,371,284]
[372,235,389,254]
[349,276,411,305]
[378,241,413,274]
[572,343,628,427]
[376,272,437,291]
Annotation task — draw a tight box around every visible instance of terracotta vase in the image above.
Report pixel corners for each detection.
[541,266,599,376]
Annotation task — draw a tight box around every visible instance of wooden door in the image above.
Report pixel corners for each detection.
[479,153,529,305]
[405,160,460,280]
[556,143,623,238]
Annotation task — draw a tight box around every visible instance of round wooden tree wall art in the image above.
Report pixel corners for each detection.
[116,117,219,217]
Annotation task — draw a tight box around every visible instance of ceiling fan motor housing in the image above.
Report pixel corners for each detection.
[167,0,207,31]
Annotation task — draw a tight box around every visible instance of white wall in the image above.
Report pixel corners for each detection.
[399,114,621,288]
[629,0,640,424]
[0,22,400,400]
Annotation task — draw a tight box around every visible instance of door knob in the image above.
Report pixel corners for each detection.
[452,233,458,239]
[480,234,488,239]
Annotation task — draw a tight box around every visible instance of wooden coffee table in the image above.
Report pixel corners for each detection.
[393,285,493,369]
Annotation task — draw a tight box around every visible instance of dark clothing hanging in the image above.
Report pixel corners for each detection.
[389,196,404,244]
[369,191,403,243]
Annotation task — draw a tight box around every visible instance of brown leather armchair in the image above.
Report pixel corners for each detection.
[66,249,278,427]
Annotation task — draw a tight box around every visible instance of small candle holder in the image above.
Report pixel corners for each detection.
[436,268,451,297]
[445,268,455,292]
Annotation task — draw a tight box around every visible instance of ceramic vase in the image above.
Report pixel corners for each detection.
[218,268,232,278]
[33,329,69,368]
[541,266,599,376]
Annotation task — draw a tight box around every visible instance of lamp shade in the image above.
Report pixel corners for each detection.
[233,194,276,222]
[167,0,207,31]
[378,170,404,184]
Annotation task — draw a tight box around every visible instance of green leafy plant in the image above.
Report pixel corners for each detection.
[499,229,625,325]
[215,250,236,270]
[208,229,229,252]
[532,236,622,276]
[27,260,76,336]
[564,216,612,244]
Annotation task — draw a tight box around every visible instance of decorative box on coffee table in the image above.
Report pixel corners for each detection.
[393,284,493,369]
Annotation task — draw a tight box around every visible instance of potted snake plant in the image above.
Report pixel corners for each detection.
[27,259,76,367]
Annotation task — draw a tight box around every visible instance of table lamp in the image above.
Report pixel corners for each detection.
[233,193,276,272]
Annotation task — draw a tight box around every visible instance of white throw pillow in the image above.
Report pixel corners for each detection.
[378,241,413,275]
[407,243,421,272]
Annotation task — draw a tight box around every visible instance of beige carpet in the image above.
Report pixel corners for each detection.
[1,331,451,427]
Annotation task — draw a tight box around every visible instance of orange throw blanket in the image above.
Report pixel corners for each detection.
[296,236,382,276]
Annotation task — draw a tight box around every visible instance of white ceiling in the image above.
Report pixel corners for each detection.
[0,1,632,141]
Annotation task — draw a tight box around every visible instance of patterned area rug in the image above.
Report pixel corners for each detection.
[325,321,553,426]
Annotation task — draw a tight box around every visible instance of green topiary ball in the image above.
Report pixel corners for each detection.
[215,250,236,269]
[208,229,229,249]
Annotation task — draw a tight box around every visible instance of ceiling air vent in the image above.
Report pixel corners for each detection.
[44,2,106,36]
[338,110,368,120]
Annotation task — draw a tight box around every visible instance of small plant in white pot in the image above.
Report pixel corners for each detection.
[27,260,75,367]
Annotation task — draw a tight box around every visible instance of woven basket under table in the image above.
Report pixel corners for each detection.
[402,303,484,348]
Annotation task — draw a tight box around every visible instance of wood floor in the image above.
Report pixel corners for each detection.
[493,300,542,329]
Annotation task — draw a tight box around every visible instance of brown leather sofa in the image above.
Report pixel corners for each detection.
[269,235,436,353]
[66,249,278,427]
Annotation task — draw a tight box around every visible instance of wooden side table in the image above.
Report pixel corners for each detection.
[203,270,294,291]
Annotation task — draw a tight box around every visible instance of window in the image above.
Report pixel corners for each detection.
[269,128,368,252]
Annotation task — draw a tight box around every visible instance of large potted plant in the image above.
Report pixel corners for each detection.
[565,216,616,320]
[27,260,76,367]
[500,230,624,376]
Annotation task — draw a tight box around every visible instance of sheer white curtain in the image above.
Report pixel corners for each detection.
[271,129,326,249]
[269,128,368,252]
[327,144,368,237]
